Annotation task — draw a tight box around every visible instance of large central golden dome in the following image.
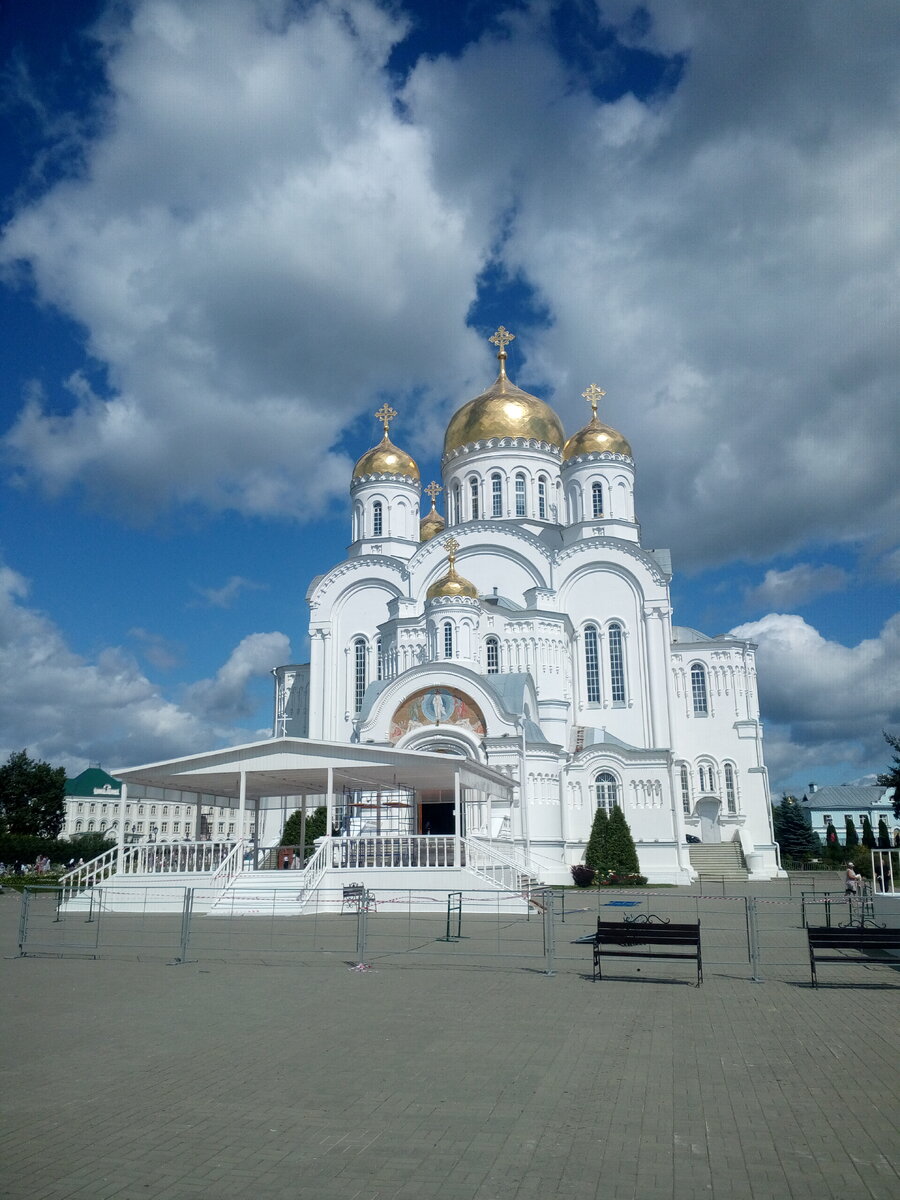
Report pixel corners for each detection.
[443,327,564,457]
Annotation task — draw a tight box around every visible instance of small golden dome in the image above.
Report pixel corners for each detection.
[563,416,632,460]
[563,382,631,460]
[420,496,446,544]
[352,403,419,481]
[426,536,478,599]
[443,326,564,457]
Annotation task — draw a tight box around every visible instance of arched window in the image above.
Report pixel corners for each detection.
[491,473,503,517]
[452,483,461,524]
[592,481,604,517]
[353,638,367,713]
[608,622,626,703]
[691,664,708,715]
[372,500,383,537]
[88,821,95,831]
[537,475,548,520]
[515,472,527,517]
[75,820,83,832]
[376,637,383,681]
[584,624,601,703]
[443,622,454,659]
[680,764,691,814]
[595,771,619,812]
[162,806,168,816]
[469,477,480,520]
[724,763,737,814]
[486,636,499,674]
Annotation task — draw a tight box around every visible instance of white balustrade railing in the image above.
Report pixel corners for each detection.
[59,845,120,898]
[211,840,245,889]
[328,835,460,869]
[121,841,235,876]
[461,838,534,893]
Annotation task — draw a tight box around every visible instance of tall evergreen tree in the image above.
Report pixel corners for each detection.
[876,730,900,818]
[772,798,819,861]
[844,816,859,850]
[0,750,66,838]
[604,805,641,876]
[584,806,609,874]
[823,820,842,862]
[877,817,890,849]
[281,806,326,847]
[861,815,877,849]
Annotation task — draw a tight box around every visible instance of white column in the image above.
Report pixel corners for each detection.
[454,769,462,866]
[326,766,335,845]
[237,770,246,852]
[116,783,128,874]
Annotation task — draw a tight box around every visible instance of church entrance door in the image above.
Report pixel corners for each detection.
[697,800,721,842]
[420,802,455,835]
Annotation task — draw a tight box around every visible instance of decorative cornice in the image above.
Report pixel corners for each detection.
[561,450,633,470]
[306,554,409,607]
[350,473,421,490]
[442,437,563,467]
[556,537,666,585]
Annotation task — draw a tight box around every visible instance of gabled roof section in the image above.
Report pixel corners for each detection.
[796,785,890,810]
[65,767,122,797]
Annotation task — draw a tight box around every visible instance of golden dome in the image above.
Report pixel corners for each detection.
[420,481,446,542]
[426,536,478,599]
[443,326,564,457]
[562,383,631,460]
[352,404,419,481]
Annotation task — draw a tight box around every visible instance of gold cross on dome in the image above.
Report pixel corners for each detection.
[375,403,398,436]
[443,535,459,565]
[489,326,515,354]
[581,383,606,420]
[424,480,442,504]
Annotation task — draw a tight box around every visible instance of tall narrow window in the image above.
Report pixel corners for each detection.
[452,483,461,524]
[354,638,367,713]
[486,636,499,674]
[443,622,454,659]
[595,771,619,812]
[680,764,691,814]
[376,637,383,681]
[592,481,604,517]
[537,475,547,520]
[691,664,708,715]
[372,500,383,537]
[491,473,503,517]
[469,477,479,520]
[515,473,526,517]
[584,624,601,703]
[724,764,737,814]
[608,622,626,704]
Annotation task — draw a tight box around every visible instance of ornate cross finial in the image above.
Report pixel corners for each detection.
[424,480,442,506]
[375,403,398,437]
[489,325,515,354]
[443,535,460,567]
[581,383,606,421]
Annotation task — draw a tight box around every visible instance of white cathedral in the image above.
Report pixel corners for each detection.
[268,327,781,885]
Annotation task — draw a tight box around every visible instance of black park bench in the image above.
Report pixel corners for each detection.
[806,925,900,988]
[577,915,703,986]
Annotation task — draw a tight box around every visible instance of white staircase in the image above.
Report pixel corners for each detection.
[688,840,749,881]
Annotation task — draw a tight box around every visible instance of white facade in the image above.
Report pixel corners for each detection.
[272,332,781,884]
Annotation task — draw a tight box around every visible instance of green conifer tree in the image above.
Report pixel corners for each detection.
[604,805,642,878]
[844,816,859,850]
[584,806,609,874]
[773,798,819,861]
[281,806,326,849]
[823,820,841,862]
[877,817,890,849]
[861,815,877,850]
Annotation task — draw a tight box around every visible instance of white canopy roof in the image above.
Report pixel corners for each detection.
[113,737,514,809]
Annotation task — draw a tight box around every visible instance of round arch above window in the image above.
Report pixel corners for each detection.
[595,770,620,811]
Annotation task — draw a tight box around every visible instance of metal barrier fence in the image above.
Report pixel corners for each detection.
[14,884,898,984]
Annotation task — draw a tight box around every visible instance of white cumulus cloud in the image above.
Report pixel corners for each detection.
[745,564,849,611]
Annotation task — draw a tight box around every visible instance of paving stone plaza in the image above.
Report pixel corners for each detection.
[1,884,898,1200]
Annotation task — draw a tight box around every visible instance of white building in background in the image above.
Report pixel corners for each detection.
[268,327,781,884]
[795,784,899,846]
[63,766,255,845]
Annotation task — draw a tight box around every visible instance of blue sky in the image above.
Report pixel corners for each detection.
[1,0,898,793]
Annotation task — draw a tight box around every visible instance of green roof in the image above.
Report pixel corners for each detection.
[65,767,123,799]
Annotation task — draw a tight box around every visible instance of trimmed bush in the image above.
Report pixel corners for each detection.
[570,864,595,887]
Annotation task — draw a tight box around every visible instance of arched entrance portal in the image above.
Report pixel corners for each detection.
[696,799,721,842]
